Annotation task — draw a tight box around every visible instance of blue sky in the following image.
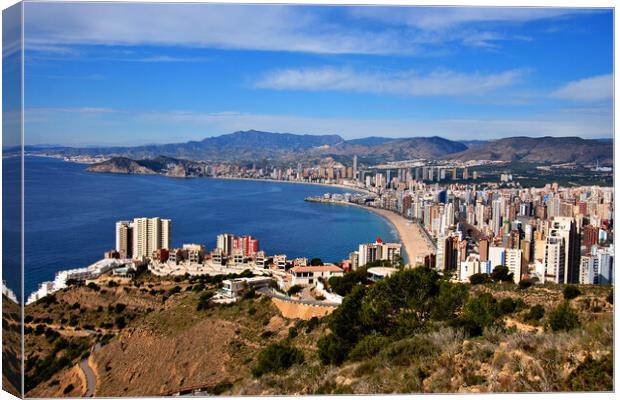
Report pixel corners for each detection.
[21,3,613,146]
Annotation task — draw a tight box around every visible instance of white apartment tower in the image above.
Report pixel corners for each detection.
[544,235,565,284]
[132,217,171,259]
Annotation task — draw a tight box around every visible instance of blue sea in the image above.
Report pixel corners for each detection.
[13,156,397,296]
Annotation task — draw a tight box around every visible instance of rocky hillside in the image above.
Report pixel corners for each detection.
[23,269,613,396]
[312,136,467,163]
[87,156,207,177]
[449,136,613,165]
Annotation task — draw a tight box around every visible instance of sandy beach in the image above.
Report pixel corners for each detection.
[358,207,436,267]
[320,201,436,267]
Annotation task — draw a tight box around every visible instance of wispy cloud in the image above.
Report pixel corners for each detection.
[551,74,613,102]
[254,67,525,97]
[24,3,413,55]
[24,4,597,56]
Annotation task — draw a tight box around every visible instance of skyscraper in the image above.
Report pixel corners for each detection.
[132,217,171,259]
[115,221,133,259]
[544,235,565,284]
[352,155,358,182]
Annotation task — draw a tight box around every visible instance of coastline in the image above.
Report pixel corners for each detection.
[207,175,371,195]
[312,200,436,266]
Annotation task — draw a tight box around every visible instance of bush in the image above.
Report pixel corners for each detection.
[518,279,533,290]
[566,353,613,391]
[490,266,514,283]
[469,273,490,285]
[563,285,581,300]
[287,285,303,296]
[525,304,545,322]
[548,302,580,332]
[196,291,214,311]
[499,297,517,315]
[34,324,46,335]
[317,334,349,366]
[251,342,304,377]
[63,384,74,395]
[86,282,100,291]
[461,293,501,336]
[379,336,437,366]
[114,316,126,329]
[288,327,298,339]
[305,316,320,333]
[310,258,323,266]
[114,303,126,313]
[606,290,613,304]
[348,334,391,361]
[168,286,182,296]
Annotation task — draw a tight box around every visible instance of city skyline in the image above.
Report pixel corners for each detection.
[20,4,613,146]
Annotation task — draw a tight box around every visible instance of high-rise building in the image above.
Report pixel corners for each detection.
[132,217,171,259]
[505,248,522,283]
[550,217,580,283]
[352,155,358,182]
[358,238,402,267]
[582,224,599,255]
[492,199,503,236]
[479,239,489,262]
[544,235,565,284]
[216,233,234,256]
[115,221,133,259]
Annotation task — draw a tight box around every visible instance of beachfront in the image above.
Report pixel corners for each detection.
[308,197,436,267]
[359,207,436,267]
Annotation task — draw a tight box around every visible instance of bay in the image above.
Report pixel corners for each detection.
[21,156,398,295]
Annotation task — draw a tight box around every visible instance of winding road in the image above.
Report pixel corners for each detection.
[79,343,101,397]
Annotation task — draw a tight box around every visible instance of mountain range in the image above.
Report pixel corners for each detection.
[22,130,613,165]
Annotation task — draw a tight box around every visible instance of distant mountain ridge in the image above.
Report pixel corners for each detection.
[22,130,613,165]
[449,136,612,165]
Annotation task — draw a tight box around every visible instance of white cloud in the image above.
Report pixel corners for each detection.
[24,3,413,55]
[254,67,525,97]
[24,4,597,55]
[551,74,613,102]
[353,7,583,31]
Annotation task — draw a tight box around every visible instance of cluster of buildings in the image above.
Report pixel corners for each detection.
[347,237,403,270]
[340,180,614,286]
[205,154,482,187]
[26,258,128,304]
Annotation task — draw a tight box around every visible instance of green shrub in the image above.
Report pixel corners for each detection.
[525,304,545,322]
[499,297,517,315]
[114,316,126,329]
[566,353,613,391]
[461,293,501,336]
[86,282,100,291]
[305,316,320,333]
[288,327,298,339]
[491,266,514,283]
[63,384,74,394]
[606,290,613,304]
[317,333,349,365]
[348,334,391,361]
[518,279,533,290]
[251,342,304,377]
[380,336,437,366]
[287,285,303,296]
[196,291,214,311]
[469,273,490,285]
[548,302,580,332]
[563,285,582,300]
